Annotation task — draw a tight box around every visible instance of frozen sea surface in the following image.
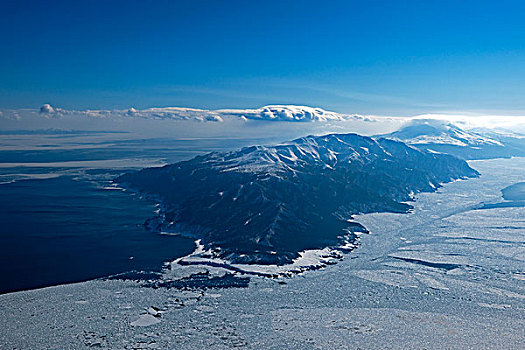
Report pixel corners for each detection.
[0,157,523,349]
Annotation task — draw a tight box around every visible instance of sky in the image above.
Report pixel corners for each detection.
[1,0,525,116]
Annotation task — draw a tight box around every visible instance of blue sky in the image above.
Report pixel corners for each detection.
[1,0,525,115]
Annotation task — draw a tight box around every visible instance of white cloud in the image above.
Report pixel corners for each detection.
[39,104,55,114]
[410,113,525,133]
[33,105,224,122]
[217,105,355,122]
[30,104,357,123]
[1,104,523,137]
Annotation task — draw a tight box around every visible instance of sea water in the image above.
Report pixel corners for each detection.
[0,133,269,293]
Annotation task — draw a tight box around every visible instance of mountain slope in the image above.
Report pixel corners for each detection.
[380,119,525,159]
[117,133,479,264]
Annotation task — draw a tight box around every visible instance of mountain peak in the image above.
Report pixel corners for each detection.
[381,119,502,147]
[378,119,525,159]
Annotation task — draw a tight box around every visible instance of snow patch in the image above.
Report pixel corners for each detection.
[131,314,161,327]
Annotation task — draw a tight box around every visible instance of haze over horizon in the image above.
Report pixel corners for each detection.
[2,0,525,116]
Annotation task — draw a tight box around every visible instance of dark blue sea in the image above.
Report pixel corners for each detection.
[0,173,197,294]
[0,134,274,294]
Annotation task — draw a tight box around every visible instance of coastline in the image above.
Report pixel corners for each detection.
[0,157,524,349]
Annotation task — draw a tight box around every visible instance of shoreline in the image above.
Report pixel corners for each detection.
[0,157,523,349]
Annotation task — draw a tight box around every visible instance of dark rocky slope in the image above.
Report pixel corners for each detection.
[117,133,479,264]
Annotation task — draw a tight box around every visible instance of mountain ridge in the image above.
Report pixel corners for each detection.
[117,132,479,265]
[380,119,525,159]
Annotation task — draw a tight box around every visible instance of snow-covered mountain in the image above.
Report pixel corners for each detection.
[379,119,525,159]
[381,119,502,147]
[118,133,478,265]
